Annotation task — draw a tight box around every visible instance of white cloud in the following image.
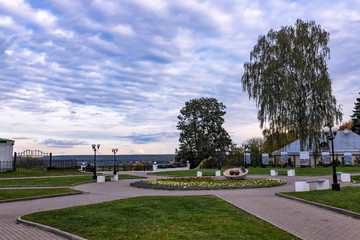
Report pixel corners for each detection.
[0,0,56,28]
[1,0,360,154]
[112,24,135,36]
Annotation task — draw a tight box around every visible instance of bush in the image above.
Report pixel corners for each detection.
[354,156,360,166]
[198,157,216,169]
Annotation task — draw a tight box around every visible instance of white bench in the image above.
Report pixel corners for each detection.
[336,172,351,182]
[197,170,221,177]
[97,174,118,183]
[270,169,295,176]
[295,179,329,192]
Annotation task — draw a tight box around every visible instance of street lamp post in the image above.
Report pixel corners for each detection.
[112,148,118,175]
[323,126,340,191]
[215,148,221,170]
[243,144,248,168]
[92,144,100,180]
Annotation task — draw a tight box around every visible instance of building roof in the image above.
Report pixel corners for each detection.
[272,130,360,155]
[0,138,14,143]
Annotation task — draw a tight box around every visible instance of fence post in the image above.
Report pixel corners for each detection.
[49,152,52,168]
[13,152,17,172]
[293,154,296,168]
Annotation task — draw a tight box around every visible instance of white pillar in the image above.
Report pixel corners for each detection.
[97,176,105,183]
[340,173,351,182]
[295,182,309,192]
[186,160,190,170]
[111,174,118,181]
[287,170,295,176]
[153,162,158,172]
[316,180,329,190]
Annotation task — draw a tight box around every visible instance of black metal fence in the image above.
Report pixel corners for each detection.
[12,158,78,170]
[95,164,153,172]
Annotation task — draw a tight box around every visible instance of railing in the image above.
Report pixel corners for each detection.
[94,164,153,172]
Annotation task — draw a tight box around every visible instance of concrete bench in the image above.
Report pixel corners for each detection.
[197,170,221,177]
[336,172,351,182]
[295,179,329,192]
[270,169,295,176]
[97,174,118,183]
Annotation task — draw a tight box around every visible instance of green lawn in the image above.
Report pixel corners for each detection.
[0,188,80,201]
[351,175,360,183]
[282,186,360,214]
[150,167,360,177]
[0,174,141,186]
[0,169,89,178]
[23,196,299,240]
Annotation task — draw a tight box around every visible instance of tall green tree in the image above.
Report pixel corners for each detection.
[351,92,360,135]
[263,129,297,154]
[241,19,342,151]
[175,97,233,168]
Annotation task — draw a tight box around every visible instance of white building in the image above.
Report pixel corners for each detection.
[0,138,15,172]
[273,130,360,167]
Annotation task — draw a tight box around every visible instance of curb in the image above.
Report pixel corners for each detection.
[0,181,95,189]
[275,192,360,218]
[17,216,86,240]
[0,191,83,204]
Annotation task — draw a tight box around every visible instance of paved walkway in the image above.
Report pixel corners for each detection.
[1,172,359,240]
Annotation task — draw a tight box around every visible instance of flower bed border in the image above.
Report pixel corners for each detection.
[130,177,286,190]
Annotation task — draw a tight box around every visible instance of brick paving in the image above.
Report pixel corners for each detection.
[0,172,359,239]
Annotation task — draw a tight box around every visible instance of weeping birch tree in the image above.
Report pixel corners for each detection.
[241,19,342,151]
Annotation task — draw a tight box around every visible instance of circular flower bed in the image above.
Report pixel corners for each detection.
[130,177,286,190]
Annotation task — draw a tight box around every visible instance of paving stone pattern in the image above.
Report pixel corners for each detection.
[1,171,360,240]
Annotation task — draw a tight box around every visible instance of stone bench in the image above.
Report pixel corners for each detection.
[336,172,351,182]
[197,170,221,177]
[270,169,295,176]
[97,174,118,183]
[295,179,329,192]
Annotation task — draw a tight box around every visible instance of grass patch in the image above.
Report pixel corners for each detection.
[150,167,360,177]
[0,174,141,186]
[351,175,360,183]
[0,169,88,178]
[23,196,299,240]
[282,186,360,214]
[0,188,80,201]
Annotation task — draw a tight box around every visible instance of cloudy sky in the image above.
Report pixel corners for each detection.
[1,0,359,155]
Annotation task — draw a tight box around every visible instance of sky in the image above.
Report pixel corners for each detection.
[1,0,360,156]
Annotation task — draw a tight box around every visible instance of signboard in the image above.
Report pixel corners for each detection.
[281,152,288,164]
[300,151,310,166]
[321,152,330,165]
[344,152,352,165]
[245,153,251,164]
[262,153,269,165]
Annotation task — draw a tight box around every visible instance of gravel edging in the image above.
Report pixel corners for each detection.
[0,191,83,204]
[17,216,86,240]
[275,192,360,218]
